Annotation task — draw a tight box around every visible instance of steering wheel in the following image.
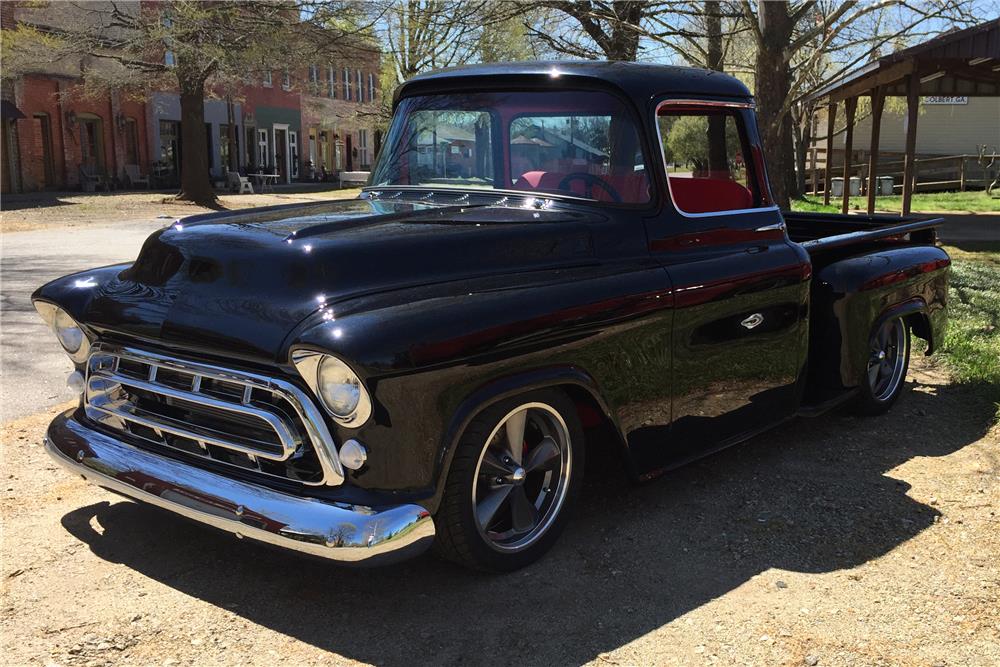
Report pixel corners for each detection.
[557,172,623,203]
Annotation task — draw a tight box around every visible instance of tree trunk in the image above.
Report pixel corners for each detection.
[606,1,642,60]
[753,1,795,209]
[792,103,812,196]
[175,65,217,206]
[705,1,723,71]
[704,1,728,173]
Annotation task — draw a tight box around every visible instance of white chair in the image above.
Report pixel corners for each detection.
[227,171,254,194]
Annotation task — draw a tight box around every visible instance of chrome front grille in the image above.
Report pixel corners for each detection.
[84,344,344,486]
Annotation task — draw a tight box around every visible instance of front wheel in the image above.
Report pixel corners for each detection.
[854,316,910,415]
[434,389,584,572]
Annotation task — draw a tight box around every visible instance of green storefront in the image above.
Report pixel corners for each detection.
[248,107,301,184]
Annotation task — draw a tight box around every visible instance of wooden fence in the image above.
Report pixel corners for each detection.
[807,151,999,195]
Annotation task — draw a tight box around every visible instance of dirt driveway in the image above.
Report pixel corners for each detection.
[2,357,998,666]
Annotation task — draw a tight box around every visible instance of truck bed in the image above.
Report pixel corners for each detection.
[784,211,944,254]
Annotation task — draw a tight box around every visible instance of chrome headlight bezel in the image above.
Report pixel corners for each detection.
[291,350,372,428]
[34,301,91,364]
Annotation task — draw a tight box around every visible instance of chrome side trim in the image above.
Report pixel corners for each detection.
[86,343,345,486]
[45,410,434,566]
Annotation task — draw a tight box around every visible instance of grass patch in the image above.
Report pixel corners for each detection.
[792,190,1000,214]
[940,243,1000,419]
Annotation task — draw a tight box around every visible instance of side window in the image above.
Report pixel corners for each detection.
[657,106,763,214]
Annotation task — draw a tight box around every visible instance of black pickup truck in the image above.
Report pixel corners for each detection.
[35,62,949,571]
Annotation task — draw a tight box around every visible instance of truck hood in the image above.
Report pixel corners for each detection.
[79,197,598,360]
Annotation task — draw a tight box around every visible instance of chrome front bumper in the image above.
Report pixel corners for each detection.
[44,410,435,566]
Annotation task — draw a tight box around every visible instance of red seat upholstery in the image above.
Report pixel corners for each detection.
[668,177,752,213]
[513,170,649,203]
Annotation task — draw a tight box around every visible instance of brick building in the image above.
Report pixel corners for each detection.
[2,2,150,192]
[299,46,383,177]
[1,2,382,194]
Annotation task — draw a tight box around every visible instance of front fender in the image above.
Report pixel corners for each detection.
[809,246,949,391]
[286,263,673,511]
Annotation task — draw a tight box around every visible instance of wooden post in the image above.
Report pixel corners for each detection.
[867,86,885,215]
[960,156,966,191]
[841,96,857,215]
[902,72,919,216]
[823,102,837,206]
[811,147,819,195]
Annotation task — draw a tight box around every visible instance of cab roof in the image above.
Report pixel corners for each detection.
[394,61,753,107]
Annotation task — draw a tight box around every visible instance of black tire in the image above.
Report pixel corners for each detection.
[854,316,911,416]
[434,389,584,572]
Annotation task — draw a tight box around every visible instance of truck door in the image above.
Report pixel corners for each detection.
[646,100,810,459]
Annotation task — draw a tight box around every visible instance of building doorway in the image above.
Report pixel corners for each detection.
[33,113,55,188]
[273,124,288,183]
[78,114,105,172]
[158,120,181,185]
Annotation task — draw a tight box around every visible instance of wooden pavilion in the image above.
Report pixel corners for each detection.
[806,19,1000,215]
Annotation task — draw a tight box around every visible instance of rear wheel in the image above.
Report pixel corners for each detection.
[434,389,584,572]
[854,316,910,415]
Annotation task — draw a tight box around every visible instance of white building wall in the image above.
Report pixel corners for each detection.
[850,97,1000,156]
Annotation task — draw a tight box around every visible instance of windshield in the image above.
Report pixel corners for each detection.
[371,90,651,204]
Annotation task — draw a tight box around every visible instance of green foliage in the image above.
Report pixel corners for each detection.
[791,192,1000,214]
[939,245,1000,419]
[661,115,740,170]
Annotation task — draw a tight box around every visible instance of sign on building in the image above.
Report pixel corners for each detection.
[924,96,969,105]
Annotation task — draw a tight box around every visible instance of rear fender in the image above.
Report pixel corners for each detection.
[809,246,949,391]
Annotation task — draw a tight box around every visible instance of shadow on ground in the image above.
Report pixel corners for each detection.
[60,378,994,666]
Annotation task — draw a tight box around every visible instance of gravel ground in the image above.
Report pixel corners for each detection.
[2,357,997,666]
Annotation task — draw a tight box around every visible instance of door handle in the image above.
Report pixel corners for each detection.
[755,222,786,233]
[740,313,764,330]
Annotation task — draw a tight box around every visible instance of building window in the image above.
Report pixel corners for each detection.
[368,73,376,103]
[356,69,363,103]
[158,120,180,177]
[328,66,336,98]
[263,70,272,87]
[343,67,351,101]
[258,129,270,170]
[124,117,139,165]
[281,69,291,90]
[309,64,320,94]
[219,124,232,171]
[162,16,175,66]
[358,128,369,168]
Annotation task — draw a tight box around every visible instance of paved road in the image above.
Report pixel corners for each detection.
[1,221,164,420]
[936,213,1000,244]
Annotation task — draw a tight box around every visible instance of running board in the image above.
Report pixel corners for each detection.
[796,388,859,418]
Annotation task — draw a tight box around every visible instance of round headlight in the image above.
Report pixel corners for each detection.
[317,356,363,418]
[53,308,84,354]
